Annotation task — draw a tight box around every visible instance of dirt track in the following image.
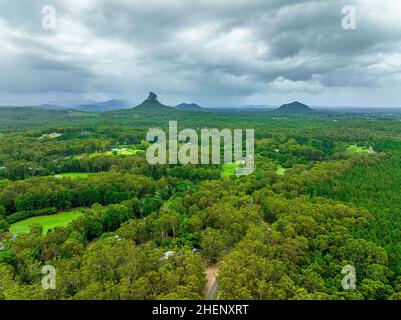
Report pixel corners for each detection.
[203,265,218,299]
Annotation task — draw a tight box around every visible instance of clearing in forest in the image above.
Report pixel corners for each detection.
[276,165,287,175]
[346,144,375,154]
[55,172,95,179]
[221,161,242,177]
[9,210,83,235]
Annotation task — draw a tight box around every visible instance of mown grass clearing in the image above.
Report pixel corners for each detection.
[222,161,242,177]
[77,146,145,159]
[9,210,83,235]
[38,133,62,139]
[346,144,375,154]
[276,165,287,175]
[99,149,143,156]
[55,172,95,179]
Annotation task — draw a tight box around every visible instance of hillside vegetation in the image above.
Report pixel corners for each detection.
[1,106,401,300]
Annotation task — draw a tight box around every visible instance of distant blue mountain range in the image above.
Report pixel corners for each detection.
[37,99,133,112]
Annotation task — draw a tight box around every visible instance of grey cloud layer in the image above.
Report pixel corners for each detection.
[0,0,400,106]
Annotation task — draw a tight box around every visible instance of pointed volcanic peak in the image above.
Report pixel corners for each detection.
[275,101,316,114]
[175,103,203,111]
[132,92,175,114]
[140,91,163,106]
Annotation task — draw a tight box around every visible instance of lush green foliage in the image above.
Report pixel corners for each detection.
[310,157,401,276]
[1,106,401,300]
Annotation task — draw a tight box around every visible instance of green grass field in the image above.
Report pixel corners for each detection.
[55,172,94,179]
[9,210,83,235]
[222,162,242,177]
[38,133,62,139]
[346,144,372,153]
[100,149,143,156]
[79,146,144,159]
[276,165,287,175]
[347,144,369,153]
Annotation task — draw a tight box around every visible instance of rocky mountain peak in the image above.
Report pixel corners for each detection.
[146,92,158,102]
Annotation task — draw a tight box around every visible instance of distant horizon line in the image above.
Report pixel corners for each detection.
[1,101,401,110]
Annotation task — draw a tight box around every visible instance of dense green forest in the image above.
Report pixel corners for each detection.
[1,106,401,300]
[310,157,401,277]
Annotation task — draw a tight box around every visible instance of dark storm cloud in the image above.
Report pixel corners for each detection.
[0,0,400,106]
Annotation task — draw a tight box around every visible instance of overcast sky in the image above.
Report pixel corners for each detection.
[0,0,401,107]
